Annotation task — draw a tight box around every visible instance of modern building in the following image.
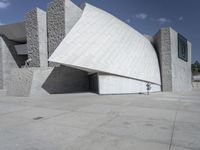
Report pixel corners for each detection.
[0,0,192,96]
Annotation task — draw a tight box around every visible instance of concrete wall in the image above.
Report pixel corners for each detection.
[6,66,89,96]
[26,8,48,67]
[98,74,161,95]
[47,0,82,67]
[0,36,27,90]
[7,68,34,96]
[154,28,192,92]
[193,82,200,89]
[39,66,89,95]
[170,29,192,92]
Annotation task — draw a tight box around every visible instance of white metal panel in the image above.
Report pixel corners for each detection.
[49,3,161,85]
[98,74,161,94]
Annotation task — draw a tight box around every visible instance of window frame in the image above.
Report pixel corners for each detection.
[178,33,188,62]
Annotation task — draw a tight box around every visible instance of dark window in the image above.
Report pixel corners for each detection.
[178,33,188,62]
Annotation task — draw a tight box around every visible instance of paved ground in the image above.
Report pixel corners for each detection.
[0,90,200,150]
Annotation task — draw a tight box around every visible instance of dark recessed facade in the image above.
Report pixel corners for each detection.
[178,33,188,62]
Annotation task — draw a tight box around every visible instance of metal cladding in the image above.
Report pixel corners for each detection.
[49,3,161,85]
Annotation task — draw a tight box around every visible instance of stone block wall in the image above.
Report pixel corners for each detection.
[7,68,34,97]
[47,0,82,67]
[26,8,48,67]
[154,27,192,92]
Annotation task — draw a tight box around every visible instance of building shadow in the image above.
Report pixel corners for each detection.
[41,66,91,94]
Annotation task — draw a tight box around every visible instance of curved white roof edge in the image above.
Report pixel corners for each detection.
[49,3,161,85]
[0,21,26,42]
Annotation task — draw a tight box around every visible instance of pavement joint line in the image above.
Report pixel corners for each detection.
[169,98,181,150]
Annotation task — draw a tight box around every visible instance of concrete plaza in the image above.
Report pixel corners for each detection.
[0,90,200,150]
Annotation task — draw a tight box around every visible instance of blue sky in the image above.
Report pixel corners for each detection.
[0,0,199,63]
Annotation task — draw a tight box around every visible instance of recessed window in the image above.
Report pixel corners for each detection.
[178,33,188,62]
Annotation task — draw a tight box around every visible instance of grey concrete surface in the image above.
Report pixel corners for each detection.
[0,36,27,89]
[0,90,200,150]
[7,66,89,97]
[7,68,34,97]
[154,28,192,92]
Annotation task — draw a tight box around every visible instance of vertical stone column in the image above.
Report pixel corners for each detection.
[26,8,48,67]
[47,0,82,67]
[154,28,172,92]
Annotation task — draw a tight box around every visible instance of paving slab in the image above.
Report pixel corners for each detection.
[172,122,200,150]
[0,90,200,150]
[67,131,169,150]
[95,116,173,144]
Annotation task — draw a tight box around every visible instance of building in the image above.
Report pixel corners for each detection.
[0,0,192,96]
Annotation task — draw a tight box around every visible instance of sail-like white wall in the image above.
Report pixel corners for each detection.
[49,3,161,85]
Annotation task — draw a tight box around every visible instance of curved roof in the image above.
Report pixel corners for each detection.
[0,22,26,42]
[49,3,161,85]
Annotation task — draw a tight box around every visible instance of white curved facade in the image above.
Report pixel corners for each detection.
[49,3,161,87]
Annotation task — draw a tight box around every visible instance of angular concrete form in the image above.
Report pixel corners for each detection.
[154,28,192,92]
[47,0,82,67]
[26,8,48,67]
[7,66,89,97]
[49,3,161,94]
[0,36,27,90]
[0,1,193,96]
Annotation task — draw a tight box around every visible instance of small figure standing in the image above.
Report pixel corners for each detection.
[25,58,32,68]
[146,82,151,95]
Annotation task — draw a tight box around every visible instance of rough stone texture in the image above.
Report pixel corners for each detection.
[26,8,48,67]
[0,36,27,90]
[154,28,172,91]
[47,0,82,67]
[6,66,89,97]
[154,28,192,92]
[7,68,34,97]
[98,74,161,95]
